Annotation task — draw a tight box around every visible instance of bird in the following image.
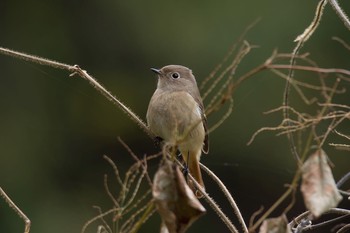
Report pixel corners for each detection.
[146,65,209,197]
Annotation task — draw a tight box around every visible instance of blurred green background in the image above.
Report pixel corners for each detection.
[1,0,349,232]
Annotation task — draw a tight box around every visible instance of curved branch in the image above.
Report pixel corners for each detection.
[200,163,248,233]
[328,0,350,31]
[0,47,153,138]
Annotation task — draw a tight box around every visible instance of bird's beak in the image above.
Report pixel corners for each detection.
[150,68,161,75]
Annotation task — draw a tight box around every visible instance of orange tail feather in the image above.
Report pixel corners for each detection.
[185,150,205,198]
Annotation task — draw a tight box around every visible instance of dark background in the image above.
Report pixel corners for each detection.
[0,1,349,232]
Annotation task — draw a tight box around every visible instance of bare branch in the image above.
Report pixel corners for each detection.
[174,158,239,233]
[103,174,120,209]
[328,0,350,31]
[267,64,350,77]
[0,47,153,139]
[0,187,31,233]
[294,0,327,43]
[81,207,116,233]
[332,37,350,51]
[200,163,248,233]
[284,0,327,163]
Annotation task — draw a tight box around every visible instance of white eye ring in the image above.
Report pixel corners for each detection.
[171,72,180,79]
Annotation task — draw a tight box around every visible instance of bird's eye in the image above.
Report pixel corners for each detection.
[171,72,180,79]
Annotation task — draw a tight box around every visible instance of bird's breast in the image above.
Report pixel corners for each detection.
[147,90,205,147]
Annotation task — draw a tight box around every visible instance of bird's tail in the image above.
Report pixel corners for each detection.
[185,150,205,198]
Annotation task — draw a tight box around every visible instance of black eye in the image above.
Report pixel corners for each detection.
[171,72,180,79]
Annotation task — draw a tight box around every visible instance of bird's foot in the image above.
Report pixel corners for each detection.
[153,136,163,147]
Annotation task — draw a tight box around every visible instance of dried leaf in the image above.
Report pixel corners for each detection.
[301,149,343,218]
[160,222,169,233]
[259,215,291,233]
[152,160,206,233]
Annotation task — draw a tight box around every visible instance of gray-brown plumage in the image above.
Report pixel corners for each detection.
[146,65,209,197]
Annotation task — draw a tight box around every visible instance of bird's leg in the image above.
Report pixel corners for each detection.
[177,151,184,162]
[153,136,163,147]
[182,164,189,181]
[181,151,190,181]
[183,151,200,195]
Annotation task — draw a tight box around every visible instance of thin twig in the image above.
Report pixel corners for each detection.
[103,174,120,208]
[123,165,147,210]
[283,0,327,164]
[208,97,234,133]
[122,190,152,217]
[174,159,239,233]
[0,187,31,233]
[294,0,327,43]
[332,37,350,51]
[206,41,253,116]
[81,208,117,233]
[337,172,350,188]
[117,137,160,187]
[0,47,153,138]
[289,208,350,231]
[328,0,350,31]
[0,46,73,70]
[249,206,264,229]
[250,129,317,232]
[337,223,350,233]
[122,164,141,207]
[200,163,249,233]
[128,201,155,233]
[329,143,350,150]
[94,206,113,233]
[249,183,295,231]
[200,18,261,91]
[103,155,124,191]
[334,129,350,141]
[267,64,350,77]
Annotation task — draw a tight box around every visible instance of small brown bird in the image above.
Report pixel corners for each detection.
[146,65,209,197]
